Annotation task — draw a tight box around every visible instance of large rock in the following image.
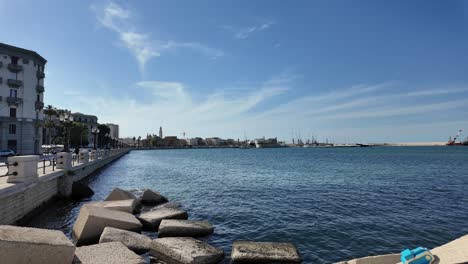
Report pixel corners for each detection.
[158,220,214,238]
[138,208,188,229]
[150,201,182,210]
[141,189,168,205]
[99,227,152,253]
[105,188,137,201]
[335,253,400,264]
[72,182,94,199]
[150,237,224,264]
[73,242,145,264]
[72,205,142,246]
[88,199,138,214]
[231,241,301,263]
[0,225,75,264]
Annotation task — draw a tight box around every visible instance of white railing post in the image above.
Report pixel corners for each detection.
[6,155,39,184]
[79,150,89,164]
[90,150,97,161]
[56,152,72,170]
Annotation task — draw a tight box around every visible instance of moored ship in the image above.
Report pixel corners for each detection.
[254,137,284,148]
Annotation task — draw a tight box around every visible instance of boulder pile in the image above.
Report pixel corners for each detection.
[0,187,304,264]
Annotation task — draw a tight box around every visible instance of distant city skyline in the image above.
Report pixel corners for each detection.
[2,0,468,142]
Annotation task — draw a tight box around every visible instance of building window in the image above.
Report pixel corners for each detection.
[23,59,29,64]
[10,108,16,118]
[37,94,40,101]
[9,124,16,134]
[10,89,17,98]
[11,56,18,64]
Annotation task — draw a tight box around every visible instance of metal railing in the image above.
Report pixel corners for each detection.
[38,157,56,174]
[0,162,18,177]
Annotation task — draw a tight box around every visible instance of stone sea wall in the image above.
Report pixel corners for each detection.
[0,149,130,225]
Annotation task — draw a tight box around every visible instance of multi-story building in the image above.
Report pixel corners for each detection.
[0,43,46,154]
[71,112,98,148]
[106,123,119,139]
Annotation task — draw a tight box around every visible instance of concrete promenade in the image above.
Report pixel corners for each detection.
[0,148,130,225]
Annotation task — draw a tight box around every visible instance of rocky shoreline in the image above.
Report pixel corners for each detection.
[0,187,302,264]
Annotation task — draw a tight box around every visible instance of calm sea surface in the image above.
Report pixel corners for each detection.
[25,147,468,263]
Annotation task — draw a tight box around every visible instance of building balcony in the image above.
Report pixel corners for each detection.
[7,79,23,88]
[37,71,45,79]
[8,63,23,73]
[6,97,23,106]
[35,101,44,110]
[36,85,45,93]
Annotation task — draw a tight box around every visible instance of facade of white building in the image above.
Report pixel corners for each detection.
[106,123,119,139]
[71,112,98,148]
[0,43,46,154]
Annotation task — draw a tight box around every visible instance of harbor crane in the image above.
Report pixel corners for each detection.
[448,129,463,145]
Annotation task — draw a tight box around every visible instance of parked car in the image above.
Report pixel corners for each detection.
[0,150,16,157]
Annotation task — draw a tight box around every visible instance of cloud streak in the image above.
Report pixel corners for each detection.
[66,73,468,142]
[92,2,224,71]
[224,20,276,39]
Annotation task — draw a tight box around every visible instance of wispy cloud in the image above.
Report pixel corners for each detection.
[68,74,291,137]
[91,2,224,71]
[66,72,468,142]
[224,20,276,40]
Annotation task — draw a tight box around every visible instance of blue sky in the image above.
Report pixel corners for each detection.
[2,0,468,142]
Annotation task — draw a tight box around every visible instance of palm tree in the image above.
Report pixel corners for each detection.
[137,136,141,148]
[43,105,58,145]
[132,137,136,147]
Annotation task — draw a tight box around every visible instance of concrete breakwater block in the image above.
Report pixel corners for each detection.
[73,242,145,264]
[99,227,152,253]
[0,225,75,264]
[72,205,142,246]
[105,188,137,201]
[88,199,138,214]
[231,241,302,263]
[158,219,214,238]
[335,253,400,264]
[138,208,188,229]
[150,237,224,264]
[150,201,182,210]
[141,189,168,205]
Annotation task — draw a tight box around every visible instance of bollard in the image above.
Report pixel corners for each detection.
[6,155,39,184]
[56,152,72,170]
[90,150,97,161]
[79,150,89,164]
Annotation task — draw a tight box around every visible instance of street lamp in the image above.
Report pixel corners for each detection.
[59,110,73,152]
[91,126,100,150]
[104,133,109,149]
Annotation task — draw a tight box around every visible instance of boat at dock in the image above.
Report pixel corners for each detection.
[254,137,285,148]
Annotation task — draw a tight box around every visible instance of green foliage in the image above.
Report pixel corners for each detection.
[97,124,111,148]
[70,122,89,148]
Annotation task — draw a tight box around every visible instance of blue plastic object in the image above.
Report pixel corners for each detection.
[400,247,434,264]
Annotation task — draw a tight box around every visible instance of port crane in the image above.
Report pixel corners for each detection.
[447,129,463,145]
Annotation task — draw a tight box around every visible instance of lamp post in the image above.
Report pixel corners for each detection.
[91,126,100,150]
[59,110,73,152]
[104,133,109,149]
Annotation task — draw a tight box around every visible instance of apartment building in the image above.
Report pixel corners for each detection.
[106,123,119,139]
[71,112,98,148]
[0,43,46,154]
